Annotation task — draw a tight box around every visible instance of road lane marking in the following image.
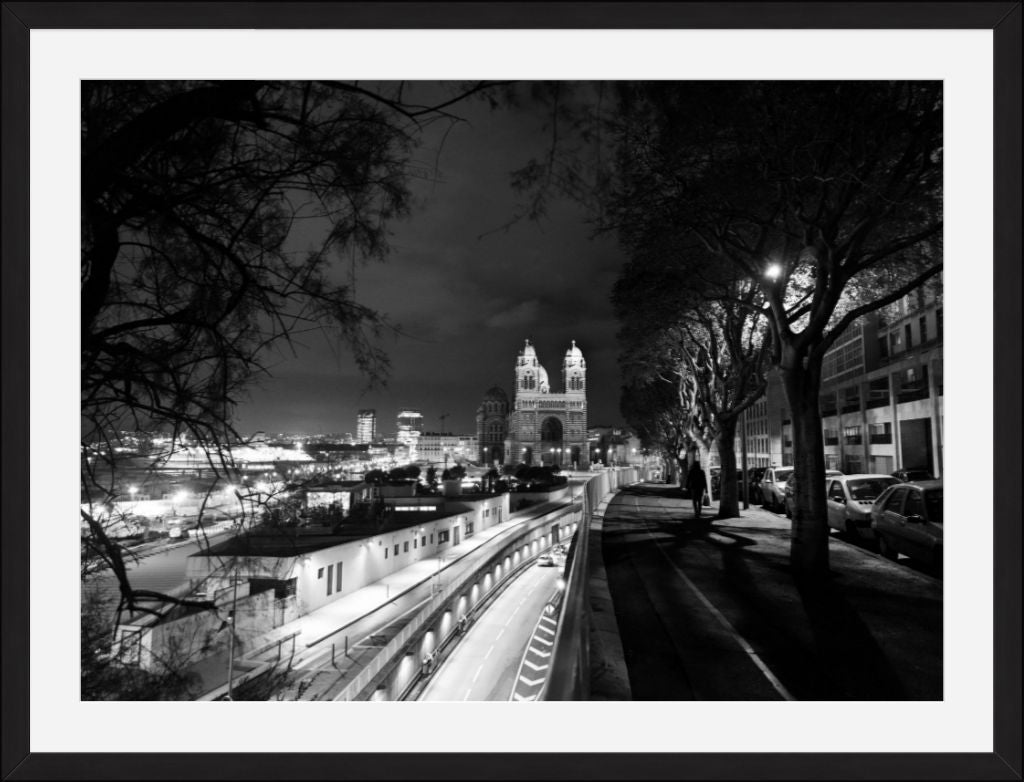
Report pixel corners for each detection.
[518,674,544,686]
[527,648,551,659]
[644,524,795,701]
[484,645,494,660]
[523,660,548,672]
[495,628,504,640]
[472,666,483,684]
[533,636,553,647]
[536,625,555,636]
[513,693,536,701]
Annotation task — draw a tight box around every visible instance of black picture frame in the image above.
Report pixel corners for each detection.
[2,3,1020,780]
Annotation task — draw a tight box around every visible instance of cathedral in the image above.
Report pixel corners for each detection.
[475,339,589,469]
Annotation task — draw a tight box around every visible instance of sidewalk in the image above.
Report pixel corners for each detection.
[590,482,943,701]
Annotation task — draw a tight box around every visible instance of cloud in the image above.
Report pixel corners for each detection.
[484,300,541,329]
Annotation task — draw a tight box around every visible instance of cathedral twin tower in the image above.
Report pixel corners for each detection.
[475,339,589,469]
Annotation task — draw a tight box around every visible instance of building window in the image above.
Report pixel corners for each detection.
[430,533,434,543]
[843,425,862,445]
[422,536,426,547]
[438,530,450,544]
[897,366,929,403]
[404,541,409,553]
[327,564,334,596]
[842,386,860,414]
[394,544,399,556]
[384,548,388,559]
[904,324,913,349]
[824,429,839,446]
[878,336,889,359]
[869,422,893,444]
[413,538,417,548]
[336,562,343,593]
[465,522,475,537]
[919,315,928,344]
[317,568,324,579]
[889,332,900,354]
[820,394,838,417]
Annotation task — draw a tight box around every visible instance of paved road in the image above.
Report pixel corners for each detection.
[418,562,560,701]
[597,483,942,701]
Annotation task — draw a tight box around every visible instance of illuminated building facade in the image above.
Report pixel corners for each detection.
[356,409,376,444]
[396,409,423,461]
[505,339,589,469]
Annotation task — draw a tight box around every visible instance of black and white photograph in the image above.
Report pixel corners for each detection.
[4,10,1020,781]
[79,79,946,705]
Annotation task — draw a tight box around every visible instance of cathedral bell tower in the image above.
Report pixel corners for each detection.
[562,339,586,395]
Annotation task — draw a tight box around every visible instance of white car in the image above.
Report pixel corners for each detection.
[824,474,900,538]
[536,554,555,567]
[760,467,794,512]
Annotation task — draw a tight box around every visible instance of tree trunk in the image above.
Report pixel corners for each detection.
[781,363,831,575]
[716,417,740,519]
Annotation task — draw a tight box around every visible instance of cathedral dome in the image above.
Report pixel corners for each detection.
[519,339,537,358]
[482,386,508,403]
[565,339,583,359]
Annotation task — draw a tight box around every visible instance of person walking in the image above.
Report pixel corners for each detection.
[686,461,708,518]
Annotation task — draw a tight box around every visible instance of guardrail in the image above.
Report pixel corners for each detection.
[332,500,580,701]
[541,467,642,700]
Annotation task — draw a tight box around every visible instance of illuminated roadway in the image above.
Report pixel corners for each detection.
[417,561,562,701]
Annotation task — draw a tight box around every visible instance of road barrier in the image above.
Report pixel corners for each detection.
[541,467,642,700]
[331,500,581,701]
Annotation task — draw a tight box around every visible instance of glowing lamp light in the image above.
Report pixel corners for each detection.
[765,263,783,280]
[128,486,138,496]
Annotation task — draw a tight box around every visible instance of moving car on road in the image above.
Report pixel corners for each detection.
[871,479,943,568]
[536,554,555,567]
[823,474,900,538]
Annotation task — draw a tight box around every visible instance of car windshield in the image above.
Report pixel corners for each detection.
[847,477,898,501]
[776,469,793,482]
[925,490,943,523]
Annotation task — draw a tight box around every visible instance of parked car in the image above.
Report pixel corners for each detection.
[822,474,901,538]
[891,467,934,483]
[741,467,766,504]
[711,467,764,502]
[782,469,845,518]
[760,467,794,512]
[709,467,722,498]
[871,479,943,568]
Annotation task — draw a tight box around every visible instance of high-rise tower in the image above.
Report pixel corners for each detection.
[356,409,376,444]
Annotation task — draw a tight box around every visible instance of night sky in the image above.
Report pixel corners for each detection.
[236,85,627,439]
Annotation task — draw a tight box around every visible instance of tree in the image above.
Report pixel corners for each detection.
[600,82,942,573]
[614,249,772,516]
[80,80,506,693]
